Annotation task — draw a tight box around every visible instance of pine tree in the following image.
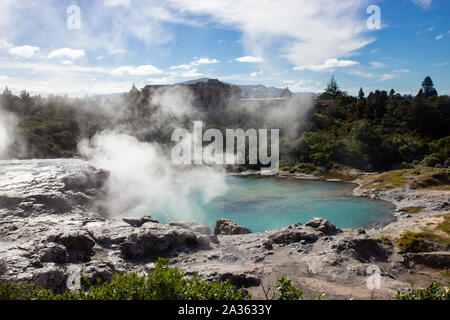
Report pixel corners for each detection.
[321,75,340,99]
[358,87,365,100]
[389,89,395,98]
[421,76,438,98]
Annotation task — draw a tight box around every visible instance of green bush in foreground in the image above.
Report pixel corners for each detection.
[1,258,448,300]
[393,282,450,300]
[0,258,247,300]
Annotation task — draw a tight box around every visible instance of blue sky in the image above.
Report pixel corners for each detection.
[0,0,448,96]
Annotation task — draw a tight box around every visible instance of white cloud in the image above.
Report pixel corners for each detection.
[0,39,12,49]
[8,45,39,58]
[294,58,359,72]
[169,0,372,67]
[435,34,443,40]
[347,70,375,78]
[48,48,85,60]
[236,56,263,63]
[171,57,219,70]
[181,68,202,77]
[110,48,127,55]
[409,0,432,9]
[171,64,191,70]
[379,73,396,81]
[111,65,163,76]
[103,0,132,6]
[191,57,219,65]
[369,61,385,69]
[250,70,264,77]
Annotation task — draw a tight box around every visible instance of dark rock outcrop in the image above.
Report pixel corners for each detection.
[305,218,342,235]
[332,237,389,262]
[268,223,319,245]
[405,251,450,268]
[214,219,251,235]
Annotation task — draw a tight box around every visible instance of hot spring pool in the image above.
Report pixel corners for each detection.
[131,176,394,232]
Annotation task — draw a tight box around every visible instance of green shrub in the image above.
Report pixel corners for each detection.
[423,154,442,167]
[393,282,449,300]
[380,236,393,247]
[0,260,6,276]
[290,163,318,174]
[276,277,303,300]
[397,232,434,253]
[0,258,247,300]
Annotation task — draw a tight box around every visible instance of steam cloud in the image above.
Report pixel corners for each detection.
[0,106,18,159]
[79,83,314,223]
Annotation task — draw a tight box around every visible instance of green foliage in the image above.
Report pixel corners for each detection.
[424,154,443,167]
[397,232,434,253]
[380,236,393,247]
[393,282,449,300]
[0,258,247,300]
[0,282,55,300]
[276,277,303,300]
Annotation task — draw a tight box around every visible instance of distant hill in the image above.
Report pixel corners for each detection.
[178,78,317,98]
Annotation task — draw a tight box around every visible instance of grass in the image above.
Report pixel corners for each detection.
[437,214,450,235]
[400,207,423,214]
[361,166,449,191]
[397,232,434,253]
[380,236,393,247]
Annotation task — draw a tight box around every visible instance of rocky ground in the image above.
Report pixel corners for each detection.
[0,160,448,299]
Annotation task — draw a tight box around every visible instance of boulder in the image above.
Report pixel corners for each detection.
[119,227,198,259]
[405,251,450,268]
[218,272,261,288]
[122,216,158,227]
[32,265,67,293]
[332,237,388,262]
[268,223,319,245]
[52,232,95,262]
[305,218,341,235]
[214,219,251,235]
[39,244,68,264]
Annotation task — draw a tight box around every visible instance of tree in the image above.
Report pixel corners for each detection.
[421,76,438,98]
[320,75,341,100]
[358,88,365,100]
[281,87,292,98]
[2,86,12,96]
[389,89,395,98]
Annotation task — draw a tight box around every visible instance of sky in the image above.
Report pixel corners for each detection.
[0,0,449,97]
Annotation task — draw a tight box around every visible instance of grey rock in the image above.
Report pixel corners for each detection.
[332,237,388,262]
[209,234,220,244]
[122,216,158,227]
[214,219,251,235]
[32,265,67,293]
[406,252,450,269]
[305,218,342,235]
[217,272,261,288]
[268,223,319,245]
[39,244,68,264]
